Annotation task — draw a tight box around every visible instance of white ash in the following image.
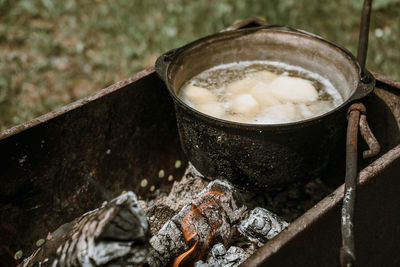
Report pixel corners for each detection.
[212,243,227,258]
[238,207,289,247]
[147,217,190,266]
[191,206,288,266]
[223,246,249,266]
[145,164,209,235]
[21,191,149,267]
[197,179,248,224]
[195,244,251,267]
[146,178,249,266]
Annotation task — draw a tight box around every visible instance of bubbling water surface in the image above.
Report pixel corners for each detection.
[180,60,343,124]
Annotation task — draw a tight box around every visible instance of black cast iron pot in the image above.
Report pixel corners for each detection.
[155,25,375,191]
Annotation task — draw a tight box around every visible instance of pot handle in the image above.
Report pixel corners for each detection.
[155,48,178,83]
[348,70,376,102]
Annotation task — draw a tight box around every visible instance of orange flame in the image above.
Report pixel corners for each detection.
[173,190,225,267]
[201,190,224,198]
[181,204,200,242]
[172,240,199,267]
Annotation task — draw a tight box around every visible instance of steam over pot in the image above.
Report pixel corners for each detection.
[155,25,375,191]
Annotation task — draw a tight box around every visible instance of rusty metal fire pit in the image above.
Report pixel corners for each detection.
[0,18,399,266]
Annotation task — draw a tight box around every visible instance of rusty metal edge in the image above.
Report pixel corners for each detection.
[371,71,400,89]
[0,67,155,140]
[241,144,400,266]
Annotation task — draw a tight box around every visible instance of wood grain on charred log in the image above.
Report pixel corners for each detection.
[21,192,149,267]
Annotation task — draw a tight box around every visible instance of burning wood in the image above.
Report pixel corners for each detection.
[195,244,250,267]
[146,177,249,266]
[173,240,199,267]
[21,191,149,267]
[238,207,289,247]
[21,165,323,267]
[173,190,234,266]
[145,167,209,235]
[146,165,288,267]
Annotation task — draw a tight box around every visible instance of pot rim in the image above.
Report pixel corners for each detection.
[156,26,375,129]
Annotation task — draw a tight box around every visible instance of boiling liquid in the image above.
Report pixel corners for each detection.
[180,60,343,124]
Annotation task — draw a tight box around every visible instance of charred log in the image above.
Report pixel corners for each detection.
[145,166,208,236]
[146,172,249,266]
[21,191,149,267]
[145,165,288,267]
[238,207,289,247]
[195,244,253,267]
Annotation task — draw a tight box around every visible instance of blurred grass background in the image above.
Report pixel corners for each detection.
[0,0,399,131]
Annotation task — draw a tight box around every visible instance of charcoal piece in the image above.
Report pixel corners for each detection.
[147,164,209,212]
[146,179,248,266]
[21,191,149,267]
[196,245,248,267]
[197,179,248,225]
[145,164,209,237]
[146,204,176,235]
[238,207,289,247]
[178,179,248,248]
[211,243,226,258]
[223,246,248,266]
[195,260,219,267]
[146,205,191,266]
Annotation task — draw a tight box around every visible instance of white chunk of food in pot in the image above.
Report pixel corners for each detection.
[269,76,318,103]
[297,103,314,118]
[230,94,260,117]
[180,60,342,124]
[226,114,253,124]
[247,70,278,84]
[250,83,280,107]
[261,103,298,123]
[226,78,260,94]
[184,85,217,105]
[307,100,335,116]
[196,103,224,118]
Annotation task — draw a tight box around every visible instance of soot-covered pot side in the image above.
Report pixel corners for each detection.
[175,103,344,190]
[155,26,375,191]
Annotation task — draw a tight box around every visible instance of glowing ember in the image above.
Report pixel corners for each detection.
[181,204,200,242]
[173,190,225,267]
[201,190,224,198]
[172,240,199,267]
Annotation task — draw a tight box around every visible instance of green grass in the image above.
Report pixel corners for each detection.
[0,0,399,130]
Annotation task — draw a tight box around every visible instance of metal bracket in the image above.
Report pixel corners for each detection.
[341,102,380,267]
